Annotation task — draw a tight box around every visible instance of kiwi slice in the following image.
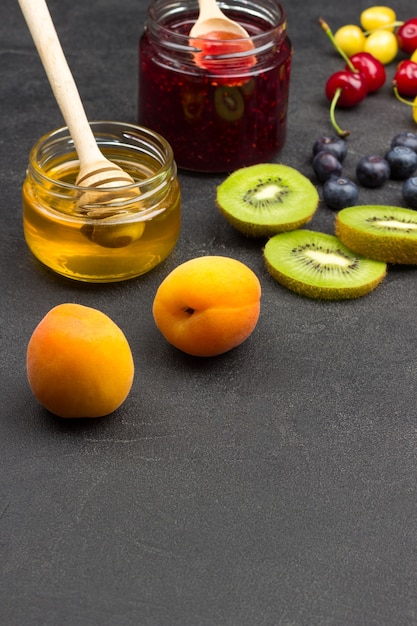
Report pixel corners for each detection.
[264,229,387,300]
[216,164,319,237]
[335,205,417,265]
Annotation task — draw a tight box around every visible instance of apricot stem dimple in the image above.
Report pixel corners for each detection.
[184,307,195,315]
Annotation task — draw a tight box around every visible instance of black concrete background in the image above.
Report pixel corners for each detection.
[1,0,417,624]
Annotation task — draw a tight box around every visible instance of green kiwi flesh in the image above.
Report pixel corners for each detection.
[264,229,387,300]
[335,205,417,265]
[216,164,319,237]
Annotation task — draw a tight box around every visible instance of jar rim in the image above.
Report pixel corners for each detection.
[146,0,287,45]
[28,120,176,194]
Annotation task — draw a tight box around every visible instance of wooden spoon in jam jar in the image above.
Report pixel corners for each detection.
[189,0,256,72]
[189,0,250,38]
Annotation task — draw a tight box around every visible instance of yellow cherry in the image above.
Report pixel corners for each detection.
[360,6,397,32]
[334,24,366,56]
[363,29,398,64]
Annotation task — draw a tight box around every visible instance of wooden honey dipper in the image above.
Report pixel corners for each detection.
[18,0,139,209]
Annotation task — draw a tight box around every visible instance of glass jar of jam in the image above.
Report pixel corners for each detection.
[23,121,181,282]
[138,0,292,173]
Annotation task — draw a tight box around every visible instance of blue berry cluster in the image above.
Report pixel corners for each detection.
[311,131,417,210]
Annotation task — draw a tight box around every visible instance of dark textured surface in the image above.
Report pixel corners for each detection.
[1,0,417,624]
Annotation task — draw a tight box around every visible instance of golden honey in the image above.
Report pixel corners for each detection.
[23,122,181,282]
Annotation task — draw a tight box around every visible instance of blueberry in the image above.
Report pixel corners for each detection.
[385,146,417,180]
[312,151,343,182]
[322,177,359,210]
[356,155,390,188]
[391,132,417,154]
[312,136,348,162]
[402,177,417,209]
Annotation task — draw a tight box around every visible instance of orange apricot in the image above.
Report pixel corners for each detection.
[26,303,134,418]
[152,255,261,357]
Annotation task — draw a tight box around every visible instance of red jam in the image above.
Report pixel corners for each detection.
[138,0,292,173]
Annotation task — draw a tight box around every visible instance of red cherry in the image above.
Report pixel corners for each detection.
[393,60,417,98]
[396,18,417,55]
[325,70,368,136]
[325,70,368,108]
[345,52,386,93]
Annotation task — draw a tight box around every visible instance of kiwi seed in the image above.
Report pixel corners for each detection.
[335,205,417,265]
[216,163,319,237]
[264,229,387,300]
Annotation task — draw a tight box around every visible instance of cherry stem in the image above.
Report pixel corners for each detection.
[393,84,417,107]
[392,85,417,122]
[362,21,403,36]
[329,88,350,138]
[318,17,357,73]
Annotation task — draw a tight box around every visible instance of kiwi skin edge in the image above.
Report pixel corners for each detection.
[335,205,417,265]
[263,230,387,301]
[218,207,319,238]
[265,259,386,300]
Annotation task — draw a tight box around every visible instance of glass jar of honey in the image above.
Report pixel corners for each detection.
[138,0,292,173]
[23,121,181,282]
